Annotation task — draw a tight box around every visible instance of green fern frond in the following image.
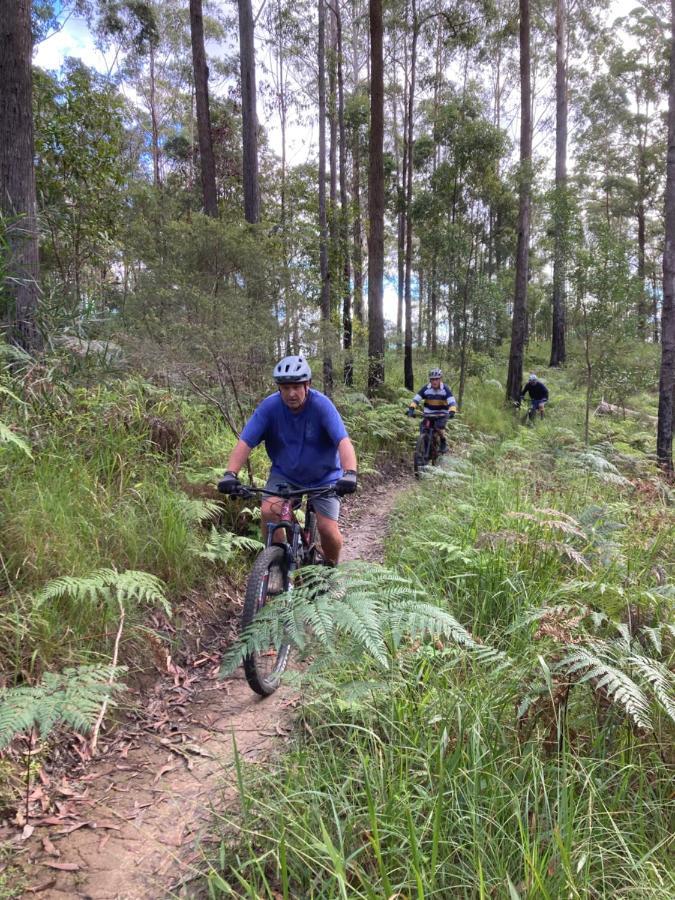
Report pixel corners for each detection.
[0,419,32,457]
[555,648,652,731]
[508,603,596,633]
[627,655,675,725]
[0,665,126,748]
[179,497,222,524]
[35,569,169,615]
[197,527,263,564]
[221,563,509,677]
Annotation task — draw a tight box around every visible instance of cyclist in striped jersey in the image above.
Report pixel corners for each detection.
[406,368,457,454]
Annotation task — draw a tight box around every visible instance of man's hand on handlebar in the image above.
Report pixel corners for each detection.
[335,469,357,496]
[406,407,416,418]
[217,471,253,498]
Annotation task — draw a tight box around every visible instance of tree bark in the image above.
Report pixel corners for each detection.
[189,0,218,217]
[351,0,364,326]
[149,41,161,188]
[403,1,417,391]
[319,0,333,394]
[336,3,353,385]
[367,0,385,393]
[506,0,532,402]
[657,0,675,472]
[238,0,260,223]
[550,0,567,366]
[0,0,42,351]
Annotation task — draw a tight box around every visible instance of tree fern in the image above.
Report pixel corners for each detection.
[221,563,509,677]
[0,665,126,749]
[36,569,170,615]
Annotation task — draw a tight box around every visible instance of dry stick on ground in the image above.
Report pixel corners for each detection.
[90,595,125,756]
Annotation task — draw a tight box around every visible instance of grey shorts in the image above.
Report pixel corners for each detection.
[263,475,340,521]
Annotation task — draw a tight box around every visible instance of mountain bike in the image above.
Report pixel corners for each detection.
[231,484,336,696]
[513,398,547,425]
[413,417,443,477]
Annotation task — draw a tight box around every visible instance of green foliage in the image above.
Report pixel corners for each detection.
[197,528,263,565]
[33,61,130,322]
[221,563,508,676]
[208,382,673,897]
[36,568,170,616]
[0,664,125,749]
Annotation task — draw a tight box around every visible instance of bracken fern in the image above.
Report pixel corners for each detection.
[36,568,170,615]
[0,665,126,748]
[221,563,509,676]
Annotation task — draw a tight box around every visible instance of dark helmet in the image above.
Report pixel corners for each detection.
[273,354,312,384]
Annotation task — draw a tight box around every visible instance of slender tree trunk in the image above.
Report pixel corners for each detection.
[351,133,364,325]
[430,258,438,355]
[335,4,353,385]
[367,0,385,392]
[328,7,338,309]
[506,0,532,402]
[238,0,260,223]
[0,0,42,351]
[149,42,161,188]
[417,265,424,348]
[351,0,364,326]
[403,2,417,391]
[658,0,675,472]
[319,0,333,394]
[637,159,647,338]
[550,0,567,366]
[189,0,218,217]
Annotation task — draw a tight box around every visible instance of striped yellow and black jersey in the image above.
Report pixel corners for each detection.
[409,383,457,417]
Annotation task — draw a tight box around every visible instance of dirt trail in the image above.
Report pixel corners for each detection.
[13,479,407,900]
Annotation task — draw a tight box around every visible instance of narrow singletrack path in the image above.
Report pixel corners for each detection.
[13,477,409,900]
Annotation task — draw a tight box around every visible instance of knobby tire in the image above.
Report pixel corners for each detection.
[414,431,431,478]
[241,545,291,696]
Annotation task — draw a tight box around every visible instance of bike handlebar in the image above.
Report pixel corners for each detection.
[230,484,338,500]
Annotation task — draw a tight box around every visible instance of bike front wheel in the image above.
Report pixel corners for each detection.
[413,431,431,477]
[241,545,292,696]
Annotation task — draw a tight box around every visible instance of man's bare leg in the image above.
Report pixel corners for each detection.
[261,497,287,544]
[315,511,343,564]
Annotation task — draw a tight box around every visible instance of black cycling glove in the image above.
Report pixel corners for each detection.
[218,471,242,495]
[406,408,416,417]
[335,470,357,496]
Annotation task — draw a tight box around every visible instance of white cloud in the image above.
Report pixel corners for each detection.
[33,16,113,74]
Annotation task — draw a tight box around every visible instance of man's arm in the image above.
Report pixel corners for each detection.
[225,439,253,474]
[408,387,424,414]
[338,436,357,472]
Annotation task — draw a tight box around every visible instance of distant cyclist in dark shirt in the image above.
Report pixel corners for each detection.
[520,373,549,420]
[406,368,457,454]
[218,355,357,565]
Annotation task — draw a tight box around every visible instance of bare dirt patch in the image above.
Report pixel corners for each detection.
[6,476,409,899]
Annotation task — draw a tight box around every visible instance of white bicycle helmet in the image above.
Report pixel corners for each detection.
[429,368,443,379]
[273,355,312,383]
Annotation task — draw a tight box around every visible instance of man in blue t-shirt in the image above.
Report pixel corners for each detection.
[218,355,358,564]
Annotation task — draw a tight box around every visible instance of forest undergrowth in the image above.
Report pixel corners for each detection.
[204,364,674,899]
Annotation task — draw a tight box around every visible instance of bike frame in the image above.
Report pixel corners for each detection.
[237,484,333,569]
[264,496,317,570]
